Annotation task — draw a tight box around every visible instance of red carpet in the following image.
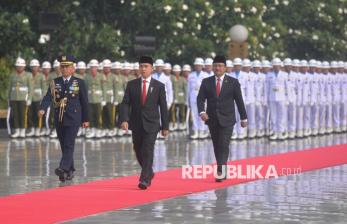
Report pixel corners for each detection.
[0,144,346,223]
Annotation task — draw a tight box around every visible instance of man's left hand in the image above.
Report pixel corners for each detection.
[161,129,169,137]
[82,122,89,128]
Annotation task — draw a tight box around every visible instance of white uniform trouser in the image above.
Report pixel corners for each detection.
[296,105,304,132]
[288,103,296,133]
[269,101,286,133]
[246,104,256,132]
[190,100,207,131]
[303,105,311,130]
[255,104,265,131]
[233,105,246,136]
[311,104,319,130]
[340,101,347,128]
[264,105,270,133]
[332,103,340,129]
[319,103,326,130]
[326,104,333,129]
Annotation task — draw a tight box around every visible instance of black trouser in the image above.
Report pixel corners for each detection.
[132,126,158,182]
[27,101,41,128]
[208,123,233,173]
[170,103,186,123]
[88,103,102,128]
[56,125,79,172]
[102,103,115,129]
[10,101,26,129]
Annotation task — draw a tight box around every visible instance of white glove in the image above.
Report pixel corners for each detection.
[113,102,118,106]
[101,101,106,107]
[26,100,31,106]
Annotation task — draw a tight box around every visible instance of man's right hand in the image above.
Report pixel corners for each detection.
[121,122,129,132]
[38,110,45,117]
[200,112,209,122]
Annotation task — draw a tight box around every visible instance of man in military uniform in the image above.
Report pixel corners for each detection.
[39,55,89,182]
[101,59,116,137]
[27,59,45,137]
[84,59,105,138]
[170,65,187,131]
[252,60,266,137]
[112,61,125,136]
[204,58,214,77]
[48,59,62,138]
[8,58,32,138]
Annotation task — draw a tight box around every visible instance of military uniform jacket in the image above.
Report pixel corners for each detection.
[84,73,105,103]
[40,76,89,127]
[171,75,187,104]
[8,71,32,101]
[103,73,115,103]
[31,73,45,102]
[114,74,125,104]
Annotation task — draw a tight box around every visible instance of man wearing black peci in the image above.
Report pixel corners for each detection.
[197,55,248,182]
[119,56,169,190]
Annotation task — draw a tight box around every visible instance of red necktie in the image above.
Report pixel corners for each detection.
[216,77,221,97]
[142,80,147,105]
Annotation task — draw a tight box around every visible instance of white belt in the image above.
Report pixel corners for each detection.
[178,92,184,96]
[34,89,42,94]
[88,90,102,95]
[106,90,113,95]
[12,87,28,91]
[117,91,124,95]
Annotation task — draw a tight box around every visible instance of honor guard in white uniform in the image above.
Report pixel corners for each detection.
[308,59,320,135]
[187,58,209,139]
[266,58,288,140]
[242,59,256,138]
[322,61,333,134]
[226,60,233,75]
[283,58,297,139]
[252,60,266,137]
[261,60,272,136]
[299,60,312,137]
[291,59,304,137]
[338,61,347,132]
[229,58,247,139]
[204,58,214,77]
[330,61,341,132]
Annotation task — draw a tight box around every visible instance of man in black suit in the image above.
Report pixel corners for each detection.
[119,56,169,190]
[197,55,247,182]
[39,55,89,182]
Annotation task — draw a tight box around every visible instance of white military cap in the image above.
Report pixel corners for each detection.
[194,57,204,65]
[102,59,112,67]
[226,60,233,67]
[155,59,164,67]
[316,61,322,68]
[271,58,282,66]
[133,62,139,70]
[300,60,308,67]
[292,59,300,66]
[204,58,213,66]
[283,58,292,66]
[309,59,317,67]
[233,58,242,65]
[173,64,181,72]
[42,61,51,69]
[242,58,252,67]
[53,59,60,68]
[89,59,99,67]
[29,59,40,67]
[330,61,338,68]
[122,62,132,70]
[164,63,172,70]
[252,60,261,67]
[322,61,330,68]
[182,64,191,71]
[112,61,122,69]
[337,61,344,68]
[77,61,86,69]
[15,57,26,67]
[262,60,272,68]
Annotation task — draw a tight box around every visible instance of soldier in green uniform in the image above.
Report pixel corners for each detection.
[84,59,105,138]
[101,59,116,137]
[41,61,52,136]
[75,61,86,80]
[170,65,187,131]
[27,59,45,137]
[112,61,125,136]
[8,58,32,138]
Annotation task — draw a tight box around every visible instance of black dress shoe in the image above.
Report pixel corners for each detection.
[66,171,74,181]
[215,172,226,182]
[138,181,149,190]
[55,168,66,182]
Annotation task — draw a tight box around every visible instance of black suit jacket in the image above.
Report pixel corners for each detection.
[40,76,89,127]
[119,77,169,133]
[197,74,247,128]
